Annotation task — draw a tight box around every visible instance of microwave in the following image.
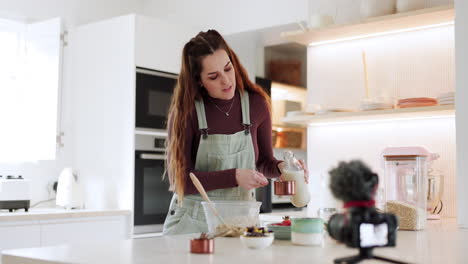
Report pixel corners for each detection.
[135,67,178,130]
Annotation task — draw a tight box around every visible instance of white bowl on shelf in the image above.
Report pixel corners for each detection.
[396,0,425,13]
[286,111,314,117]
[308,14,335,29]
[361,0,396,19]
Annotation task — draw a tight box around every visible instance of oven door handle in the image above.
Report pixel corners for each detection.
[139,153,166,160]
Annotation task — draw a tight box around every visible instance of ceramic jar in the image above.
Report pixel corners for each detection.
[308,14,335,29]
[396,0,426,13]
[291,218,324,246]
[360,0,396,19]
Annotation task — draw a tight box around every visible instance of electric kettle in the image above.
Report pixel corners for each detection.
[56,168,83,209]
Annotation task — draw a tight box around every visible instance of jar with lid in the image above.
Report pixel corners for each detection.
[381,146,439,230]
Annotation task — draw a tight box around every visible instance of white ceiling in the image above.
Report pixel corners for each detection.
[0,0,309,35]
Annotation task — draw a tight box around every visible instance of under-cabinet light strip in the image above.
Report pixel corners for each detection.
[307,114,455,127]
[309,21,454,47]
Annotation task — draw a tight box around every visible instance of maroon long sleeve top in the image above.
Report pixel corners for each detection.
[169,90,282,195]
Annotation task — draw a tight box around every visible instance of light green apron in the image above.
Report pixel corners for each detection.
[162,91,256,235]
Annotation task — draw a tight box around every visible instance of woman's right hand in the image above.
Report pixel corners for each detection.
[235,169,268,190]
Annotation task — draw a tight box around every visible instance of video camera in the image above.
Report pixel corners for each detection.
[326,160,408,264]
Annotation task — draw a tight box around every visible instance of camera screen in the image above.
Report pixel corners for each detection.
[359,223,388,247]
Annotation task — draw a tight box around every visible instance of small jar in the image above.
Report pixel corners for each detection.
[274,180,296,195]
[291,218,324,246]
[317,208,337,223]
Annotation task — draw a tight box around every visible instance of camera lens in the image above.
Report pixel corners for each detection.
[327,213,345,242]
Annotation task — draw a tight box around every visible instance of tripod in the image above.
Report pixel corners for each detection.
[334,247,411,264]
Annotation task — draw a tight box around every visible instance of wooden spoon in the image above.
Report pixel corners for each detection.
[189,172,227,226]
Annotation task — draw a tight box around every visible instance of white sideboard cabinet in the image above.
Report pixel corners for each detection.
[66,14,198,214]
[0,210,130,254]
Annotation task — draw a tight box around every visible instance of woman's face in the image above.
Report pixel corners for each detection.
[199,49,236,100]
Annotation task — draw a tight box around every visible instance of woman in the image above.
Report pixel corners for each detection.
[163,29,307,235]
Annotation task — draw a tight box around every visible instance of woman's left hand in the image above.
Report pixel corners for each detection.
[278,160,309,184]
[298,159,309,184]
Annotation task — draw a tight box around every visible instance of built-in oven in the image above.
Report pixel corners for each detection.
[135,67,178,130]
[133,134,172,234]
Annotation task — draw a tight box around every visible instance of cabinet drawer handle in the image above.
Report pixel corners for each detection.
[140,154,166,160]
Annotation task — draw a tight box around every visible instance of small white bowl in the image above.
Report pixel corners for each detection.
[239,234,274,249]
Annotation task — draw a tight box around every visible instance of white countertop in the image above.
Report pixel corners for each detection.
[2,219,467,264]
[259,208,309,224]
[0,208,131,222]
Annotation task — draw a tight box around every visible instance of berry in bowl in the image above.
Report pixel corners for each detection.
[266,216,292,240]
[239,227,274,249]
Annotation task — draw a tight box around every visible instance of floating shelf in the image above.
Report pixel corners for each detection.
[281,5,454,46]
[282,105,455,126]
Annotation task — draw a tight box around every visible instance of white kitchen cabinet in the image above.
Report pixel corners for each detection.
[135,16,198,74]
[67,14,198,215]
[0,211,130,255]
[0,221,41,252]
[40,215,129,246]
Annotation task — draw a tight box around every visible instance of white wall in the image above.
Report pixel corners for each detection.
[0,0,141,27]
[306,26,457,218]
[308,26,454,109]
[455,0,468,228]
[308,118,456,216]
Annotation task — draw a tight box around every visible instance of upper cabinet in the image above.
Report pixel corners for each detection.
[135,16,198,73]
[0,18,62,162]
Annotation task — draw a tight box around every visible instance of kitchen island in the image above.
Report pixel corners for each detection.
[2,219,466,264]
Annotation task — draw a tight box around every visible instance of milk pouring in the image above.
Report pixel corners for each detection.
[281,151,310,207]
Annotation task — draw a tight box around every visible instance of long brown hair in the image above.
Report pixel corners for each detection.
[165,29,270,202]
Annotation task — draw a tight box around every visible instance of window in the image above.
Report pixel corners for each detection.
[0,18,62,162]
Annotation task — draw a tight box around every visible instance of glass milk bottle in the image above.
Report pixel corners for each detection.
[282,151,310,207]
